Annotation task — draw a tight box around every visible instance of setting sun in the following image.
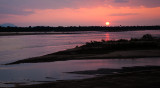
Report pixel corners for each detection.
[106,22,110,26]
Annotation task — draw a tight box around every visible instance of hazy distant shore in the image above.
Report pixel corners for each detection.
[0,27,160,36]
[5,34,160,65]
[0,26,160,36]
[0,32,80,36]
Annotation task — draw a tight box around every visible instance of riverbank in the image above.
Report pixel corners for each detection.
[5,50,160,65]
[0,32,80,36]
[5,34,160,65]
[11,66,160,88]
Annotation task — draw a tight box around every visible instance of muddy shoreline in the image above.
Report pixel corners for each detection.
[5,50,160,65]
[10,66,160,88]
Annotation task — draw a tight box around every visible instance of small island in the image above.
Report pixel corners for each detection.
[6,34,160,65]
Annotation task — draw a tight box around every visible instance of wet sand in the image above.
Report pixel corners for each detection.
[12,66,160,88]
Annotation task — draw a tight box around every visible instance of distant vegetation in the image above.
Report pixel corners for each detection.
[0,26,160,32]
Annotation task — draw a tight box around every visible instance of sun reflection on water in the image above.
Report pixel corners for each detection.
[105,33,110,41]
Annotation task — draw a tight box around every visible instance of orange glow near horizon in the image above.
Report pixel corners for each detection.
[106,22,110,26]
[1,6,160,26]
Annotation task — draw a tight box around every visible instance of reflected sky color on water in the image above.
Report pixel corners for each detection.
[0,30,160,64]
[0,58,160,87]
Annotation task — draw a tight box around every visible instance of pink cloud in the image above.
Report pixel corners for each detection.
[0,0,160,26]
[0,0,160,15]
[1,6,160,26]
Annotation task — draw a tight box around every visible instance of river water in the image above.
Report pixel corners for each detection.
[0,30,160,87]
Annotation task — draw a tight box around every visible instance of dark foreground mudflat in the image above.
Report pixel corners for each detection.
[12,66,160,88]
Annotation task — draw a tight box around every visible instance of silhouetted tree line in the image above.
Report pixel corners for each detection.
[0,26,160,32]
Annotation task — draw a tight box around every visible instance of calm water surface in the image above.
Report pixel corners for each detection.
[0,30,160,64]
[0,30,160,87]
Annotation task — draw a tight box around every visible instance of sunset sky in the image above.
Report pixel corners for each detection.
[0,0,160,26]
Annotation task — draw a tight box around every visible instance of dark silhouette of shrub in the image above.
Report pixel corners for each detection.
[141,34,153,40]
[75,34,160,54]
